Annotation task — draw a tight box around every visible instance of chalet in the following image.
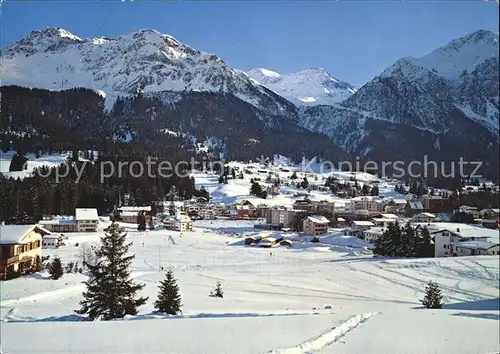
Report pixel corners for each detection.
[302,215,329,236]
[410,212,436,223]
[0,225,50,279]
[480,208,500,219]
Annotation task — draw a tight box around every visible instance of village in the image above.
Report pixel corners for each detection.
[1,159,499,280]
[0,157,499,354]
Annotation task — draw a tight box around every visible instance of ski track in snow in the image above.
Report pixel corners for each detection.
[266,312,378,354]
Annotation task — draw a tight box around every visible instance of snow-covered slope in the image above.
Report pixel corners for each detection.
[247,68,356,106]
[0,27,293,113]
[407,29,499,80]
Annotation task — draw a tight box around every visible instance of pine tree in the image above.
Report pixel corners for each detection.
[290,171,298,180]
[154,269,182,315]
[250,181,263,197]
[417,227,434,257]
[48,257,64,280]
[421,281,443,309]
[210,281,224,298]
[76,222,148,320]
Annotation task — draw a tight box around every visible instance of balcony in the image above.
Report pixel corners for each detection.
[0,255,19,266]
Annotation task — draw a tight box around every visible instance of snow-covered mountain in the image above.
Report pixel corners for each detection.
[406,29,499,80]
[298,29,499,177]
[0,27,295,116]
[247,68,356,106]
[1,28,344,162]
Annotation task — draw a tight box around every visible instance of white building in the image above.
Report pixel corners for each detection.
[421,223,500,257]
[453,241,499,256]
[75,208,99,232]
[42,234,64,248]
[363,227,385,243]
[163,212,193,232]
[345,197,384,213]
[302,216,329,236]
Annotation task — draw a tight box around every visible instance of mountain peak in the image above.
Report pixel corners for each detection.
[247,67,356,106]
[28,27,82,42]
[406,29,499,80]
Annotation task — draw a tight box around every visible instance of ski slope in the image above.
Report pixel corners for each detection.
[1,219,499,353]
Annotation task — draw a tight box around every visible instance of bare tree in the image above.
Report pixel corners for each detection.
[78,243,99,274]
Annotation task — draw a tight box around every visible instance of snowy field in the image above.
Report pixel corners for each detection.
[1,219,499,353]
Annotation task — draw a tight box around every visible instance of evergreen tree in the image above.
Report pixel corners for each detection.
[75,222,148,320]
[421,281,443,309]
[48,257,64,280]
[154,269,182,315]
[210,281,224,298]
[417,227,434,257]
[218,175,224,184]
[290,171,298,180]
[231,169,236,179]
[300,177,309,189]
[238,171,244,179]
[250,181,263,197]
[361,184,370,196]
[370,185,379,196]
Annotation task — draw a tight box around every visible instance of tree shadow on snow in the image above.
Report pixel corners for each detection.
[442,298,500,311]
[451,312,500,321]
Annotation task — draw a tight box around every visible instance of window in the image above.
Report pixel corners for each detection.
[444,244,447,249]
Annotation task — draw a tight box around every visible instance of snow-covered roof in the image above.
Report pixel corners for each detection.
[0,225,51,244]
[118,206,152,212]
[419,212,436,218]
[415,222,499,242]
[379,213,399,219]
[371,218,397,223]
[39,217,76,225]
[454,240,498,250]
[352,221,375,227]
[306,215,330,224]
[75,208,98,221]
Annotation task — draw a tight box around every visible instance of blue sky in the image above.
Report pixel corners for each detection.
[1,0,498,86]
